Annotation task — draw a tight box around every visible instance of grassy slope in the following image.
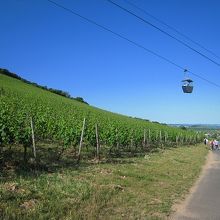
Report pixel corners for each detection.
[0,73,192,133]
[0,144,208,219]
[0,73,200,154]
[0,73,142,120]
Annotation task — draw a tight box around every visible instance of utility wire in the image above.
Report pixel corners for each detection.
[47,0,184,70]
[107,0,220,68]
[188,70,220,88]
[47,0,220,89]
[122,0,220,60]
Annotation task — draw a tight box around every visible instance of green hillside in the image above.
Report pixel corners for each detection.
[0,71,207,219]
[0,72,202,159]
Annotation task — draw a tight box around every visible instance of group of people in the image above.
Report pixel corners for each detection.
[204,138,219,150]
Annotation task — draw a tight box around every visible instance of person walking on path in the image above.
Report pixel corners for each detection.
[214,140,219,150]
[210,140,214,150]
[204,138,208,145]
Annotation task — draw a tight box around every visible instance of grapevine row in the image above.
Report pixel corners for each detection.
[0,74,203,160]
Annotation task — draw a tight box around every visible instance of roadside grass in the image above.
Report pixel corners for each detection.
[0,144,208,219]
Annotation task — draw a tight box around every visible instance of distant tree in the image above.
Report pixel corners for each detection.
[180,126,187,130]
[133,117,150,122]
[49,88,71,98]
[0,68,21,80]
[152,121,160,124]
[74,97,88,105]
[161,123,167,126]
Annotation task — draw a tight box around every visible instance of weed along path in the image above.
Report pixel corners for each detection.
[172,150,220,220]
[0,144,208,219]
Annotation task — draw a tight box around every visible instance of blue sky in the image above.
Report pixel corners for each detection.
[1,0,220,124]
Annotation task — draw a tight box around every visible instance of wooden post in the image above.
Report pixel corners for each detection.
[159,130,162,143]
[30,117,36,159]
[176,135,179,145]
[95,124,100,160]
[164,132,167,143]
[130,139,133,149]
[179,135,181,145]
[130,129,133,149]
[78,118,86,162]
[148,129,151,147]
[116,128,119,150]
[143,129,146,148]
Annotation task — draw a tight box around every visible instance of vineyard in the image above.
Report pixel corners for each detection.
[0,73,203,162]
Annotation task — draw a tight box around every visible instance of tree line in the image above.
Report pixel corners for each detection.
[0,68,88,105]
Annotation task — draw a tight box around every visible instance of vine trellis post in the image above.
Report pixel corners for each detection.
[77,118,86,162]
[30,117,36,159]
[95,124,100,160]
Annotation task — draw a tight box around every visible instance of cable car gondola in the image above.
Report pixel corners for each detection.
[182,69,193,93]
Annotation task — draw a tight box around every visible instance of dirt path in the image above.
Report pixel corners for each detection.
[171,150,220,219]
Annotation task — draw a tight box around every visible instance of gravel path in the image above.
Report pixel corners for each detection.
[172,150,220,220]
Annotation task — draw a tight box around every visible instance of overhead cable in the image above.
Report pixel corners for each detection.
[107,0,220,67]
[122,0,220,60]
[47,0,220,89]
